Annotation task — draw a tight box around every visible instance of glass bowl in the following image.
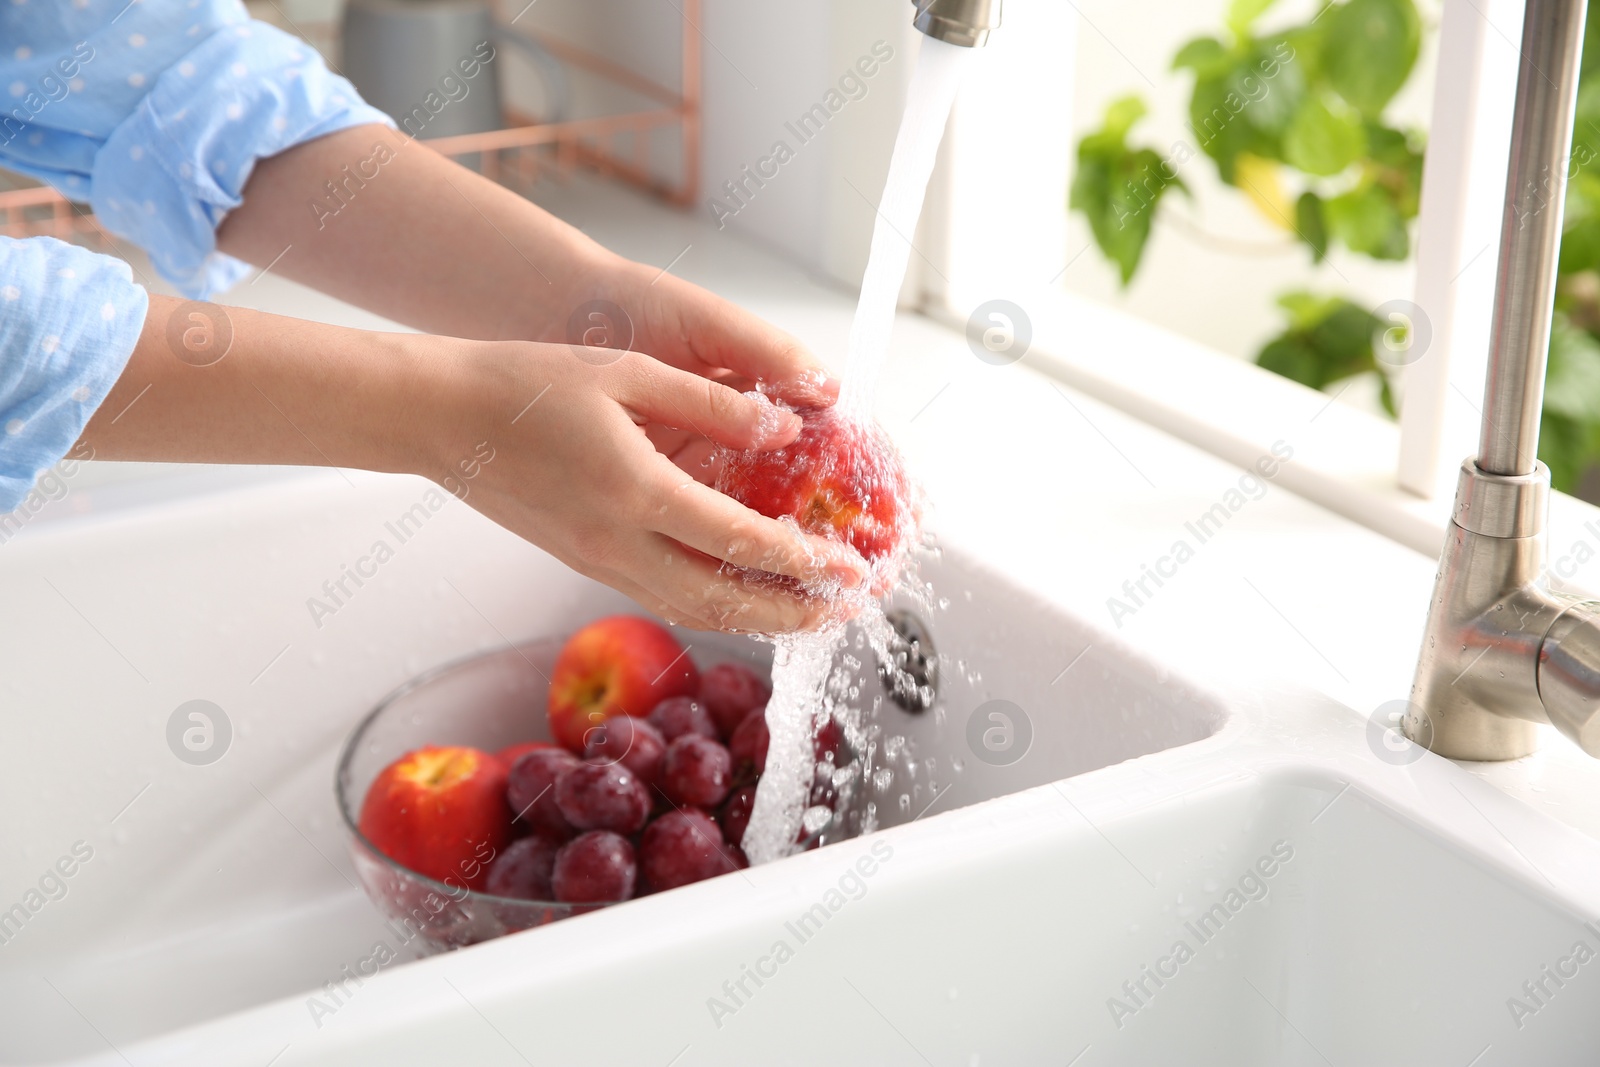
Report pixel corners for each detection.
[335,634,812,955]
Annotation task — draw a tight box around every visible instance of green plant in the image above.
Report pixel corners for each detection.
[1544,9,1600,493]
[1072,0,1600,496]
[1257,291,1398,415]
[1073,0,1424,283]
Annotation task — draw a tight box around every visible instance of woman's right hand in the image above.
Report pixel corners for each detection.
[411,337,868,634]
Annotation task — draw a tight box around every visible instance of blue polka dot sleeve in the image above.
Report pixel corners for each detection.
[0,2,397,512]
[0,236,146,515]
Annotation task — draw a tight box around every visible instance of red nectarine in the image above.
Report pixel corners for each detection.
[547,616,699,752]
[357,745,512,892]
[717,406,912,575]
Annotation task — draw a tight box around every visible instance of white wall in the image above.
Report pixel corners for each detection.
[696,1,914,285]
[258,0,925,289]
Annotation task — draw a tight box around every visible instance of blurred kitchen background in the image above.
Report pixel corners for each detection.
[15,0,1600,499]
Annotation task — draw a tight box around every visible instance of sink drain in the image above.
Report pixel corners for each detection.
[878,609,938,713]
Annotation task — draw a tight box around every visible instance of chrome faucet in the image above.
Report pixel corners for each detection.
[910,0,1001,47]
[1408,0,1600,760]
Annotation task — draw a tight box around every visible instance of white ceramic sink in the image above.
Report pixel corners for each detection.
[3,469,1600,1066]
[0,467,1222,1064]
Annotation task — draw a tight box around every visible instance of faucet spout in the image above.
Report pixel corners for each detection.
[910,0,1002,48]
[1408,0,1599,761]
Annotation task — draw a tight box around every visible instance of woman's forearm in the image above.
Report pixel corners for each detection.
[214,124,834,411]
[78,293,438,475]
[76,294,864,633]
[214,124,607,343]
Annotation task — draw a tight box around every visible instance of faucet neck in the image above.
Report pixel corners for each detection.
[1477,0,1588,476]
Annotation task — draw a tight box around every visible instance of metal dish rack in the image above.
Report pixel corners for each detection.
[0,0,700,242]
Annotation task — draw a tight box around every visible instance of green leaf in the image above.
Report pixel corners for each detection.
[1255,291,1392,412]
[1235,42,1307,136]
[1570,79,1600,181]
[1539,411,1592,495]
[1188,46,1304,179]
[1227,0,1279,40]
[1363,122,1424,217]
[1362,122,1412,167]
[1296,191,1329,262]
[1308,301,1385,375]
[1584,1,1600,81]
[1283,95,1366,175]
[1275,24,1325,86]
[1326,183,1409,259]
[1570,170,1600,221]
[1257,335,1324,386]
[1544,316,1600,423]
[1322,0,1420,118]
[1559,217,1600,274]
[1069,98,1185,286]
[1276,289,1342,329]
[1172,36,1230,76]
[1378,373,1398,418]
[1539,317,1600,492]
[1101,95,1147,141]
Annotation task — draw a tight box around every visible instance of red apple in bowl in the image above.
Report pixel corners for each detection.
[357,745,512,892]
[716,406,913,585]
[547,616,700,752]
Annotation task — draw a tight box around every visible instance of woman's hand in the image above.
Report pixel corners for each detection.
[84,297,866,634]
[408,335,866,633]
[531,253,838,486]
[210,126,867,630]
[218,125,842,484]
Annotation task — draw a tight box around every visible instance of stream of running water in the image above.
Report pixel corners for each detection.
[742,36,972,867]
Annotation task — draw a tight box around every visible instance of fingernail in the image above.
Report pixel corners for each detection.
[767,408,802,444]
[830,556,867,589]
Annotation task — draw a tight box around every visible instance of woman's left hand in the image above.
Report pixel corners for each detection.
[540,255,841,485]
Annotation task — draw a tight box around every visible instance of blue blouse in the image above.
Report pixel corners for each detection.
[0,0,391,512]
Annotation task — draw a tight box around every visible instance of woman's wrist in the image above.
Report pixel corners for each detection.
[388,332,532,486]
[488,242,632,345]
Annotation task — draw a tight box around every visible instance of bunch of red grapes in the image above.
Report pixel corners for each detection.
[357,616,846,911]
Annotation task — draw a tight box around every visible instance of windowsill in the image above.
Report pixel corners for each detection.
[926,289,1458,558]
[930,287,1600,595]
